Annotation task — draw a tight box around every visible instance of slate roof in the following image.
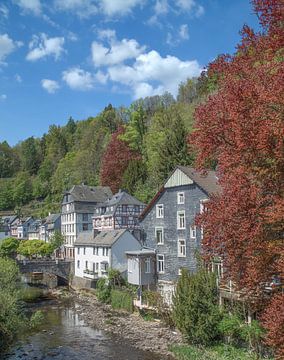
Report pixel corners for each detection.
[75,229,128,247]
[66,185,112,203]
[2,215,18,225]
[45,213,60,224]
[177,166,221,195]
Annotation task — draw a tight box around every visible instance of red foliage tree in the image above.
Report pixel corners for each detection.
[191,0,283,355]
[262,293,284,359]
[100,126,140,193]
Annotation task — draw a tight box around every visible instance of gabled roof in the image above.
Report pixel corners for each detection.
[65,185,112,203]
[140,166,220,220]
[75,229,129,247]
[2,215,18,225]
[45,213,60,224]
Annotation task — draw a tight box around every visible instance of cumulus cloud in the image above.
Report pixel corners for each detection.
[99,0,142,16]
[41,79,60,93]
[13,0,42,15]
[0,34,21,64]
[176,0,204,17]
[107,50,202,99]
[91,34,146,67]
[62,67,95,90]
[26,33,65,61]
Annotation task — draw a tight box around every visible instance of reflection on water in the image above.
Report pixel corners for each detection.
[3,299,162,360]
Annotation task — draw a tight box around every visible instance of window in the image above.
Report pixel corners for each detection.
[85,261,88,269]
[77,260,80,269]
[122,205,128,213]
[145,258,151,273]
[93,247,99,255]
[77,247,80,255]
[157,254,164,273]
[103,247,109,256]
[200,199,208,213]
[177,211,185,229]
[190,225,196,239]
[93,262,99,273]
[178,239,186,257]
[177,192,185,204]
[155,227,164,245]
[121,216,128,226]
[83,247,86,255]
[156,204,164,218]
[82,223,88,231]
[82,213,88,221]
[101,262,109,272]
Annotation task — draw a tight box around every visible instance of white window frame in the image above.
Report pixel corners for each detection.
[178,239,186,257]
[156,204,164,219]
[190,225,196,239]
[155,227,164,245]
[145,258,151,273]
[177,192,185,204]
[157,254,165,274]
[200,199,209,213]
[177,211,186,229]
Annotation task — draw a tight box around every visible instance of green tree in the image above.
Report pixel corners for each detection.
[49,230,64,250]
[20,137,41,175]
[0,141,19,178]
[0,179,14,210]
[0,237,20,258]
[13,172,33,206]
[172,268,222,346]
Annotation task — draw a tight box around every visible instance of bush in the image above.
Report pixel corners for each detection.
[111,289,133,312]
[143,290,174,327]
[30,310,45,329]
[172,268,222,346]
[218,313,242,345]
[96,278,111,303]
[19,287,43,302]
[0,237,20,258]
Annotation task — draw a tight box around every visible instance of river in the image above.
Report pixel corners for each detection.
[2,296,162,360]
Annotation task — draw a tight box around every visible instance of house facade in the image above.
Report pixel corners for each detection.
[61,185,112,259]
[74,229,141,288]
[27,219,42,240]
[44,213,61,242]
[0,215,18,240]
[17,217,34,239]
[139,166,220,303]
[92,190,145,237]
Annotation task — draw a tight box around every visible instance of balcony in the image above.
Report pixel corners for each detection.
[83,269,99,280]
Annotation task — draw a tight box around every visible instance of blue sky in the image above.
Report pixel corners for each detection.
[0,0,260,146]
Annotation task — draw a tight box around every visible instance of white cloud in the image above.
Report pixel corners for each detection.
[99,0,142,16]
[0,94,7,101]
[53,0,97,18]
[62,67,95,90]
[13,0,42,15]
[41,79,60,93]
[91,35,146,67]
[108,50,202,99]
[179,24,189,40]
[15,74,22,82]
[176,0,204,17]
[97,28,116,41]
[95,70,108,84]
[0,34,21,64]
[0,4,9,19]
[26,33,65,61]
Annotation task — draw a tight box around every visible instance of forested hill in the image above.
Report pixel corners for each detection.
[0,75,214,217]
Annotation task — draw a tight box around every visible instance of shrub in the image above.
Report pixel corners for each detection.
[30,310,45,329]
[111,289,133,312]
[218,313,242,345]
[96,278,111,303]
[172,268,222,346]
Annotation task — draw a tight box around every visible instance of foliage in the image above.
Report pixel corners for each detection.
[218,313,242,345]
[96,278,111,303]
[170,344,271,360]
[191,0,283,354]
[19,287,43,302]
[261,293,284,359]
[110,289,133,312]
[172,268,222,346]
[108,268,125,288]
[142,290,174,327]
[49,230,64,250]
[100,126,141,193]
[0,237,20,258]
[0,258,25,348]
[18,239,54,258]
[29,310,45,329]
[0,141,19,178]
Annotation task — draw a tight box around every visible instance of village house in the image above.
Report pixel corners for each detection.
[127,166,220,304]
[61,184,112,259]
[74,229,141,288]
[92,189,145,239]
[0,215,18,240]
[27,219,42,240]
[17,217,34,239]
[42,213,61,242]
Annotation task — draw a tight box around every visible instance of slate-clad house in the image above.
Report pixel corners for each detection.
[74,229,141,288]
[136,166,220,303]
[93,190,145,237]
[0,215,18,240]
[28,219,42,240]
[17,217,34,239]
[44,213,61,242]
[61,184,112,259]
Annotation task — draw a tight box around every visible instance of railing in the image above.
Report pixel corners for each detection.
[83,269,99,279]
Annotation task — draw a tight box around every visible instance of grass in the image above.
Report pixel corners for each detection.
[110,289,133,312]
[170,344,273,360]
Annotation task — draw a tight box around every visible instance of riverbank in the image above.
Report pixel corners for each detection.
[55,288,182,359]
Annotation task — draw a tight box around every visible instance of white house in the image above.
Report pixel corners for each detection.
[73,229,141,288]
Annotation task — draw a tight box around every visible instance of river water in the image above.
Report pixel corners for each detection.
[2,297,162,360]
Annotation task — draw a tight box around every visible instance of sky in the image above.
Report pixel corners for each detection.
[0,0,260,146]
